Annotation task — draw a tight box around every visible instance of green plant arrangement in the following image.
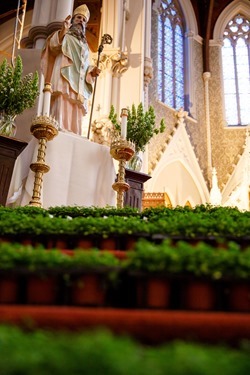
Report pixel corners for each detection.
[0,242,119,273]
[0,326,250,375]
[0,55,39,136]
[0,205,249,244]
[0,326,249,375]
[109,103,166,153]
[125,238,250,280]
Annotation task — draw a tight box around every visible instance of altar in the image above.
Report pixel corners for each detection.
[7,131,116,208]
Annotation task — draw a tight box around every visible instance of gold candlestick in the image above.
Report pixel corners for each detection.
[110,136,135,208]
[28,115,58,207]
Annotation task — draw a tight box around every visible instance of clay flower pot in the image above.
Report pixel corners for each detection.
[136,276,171,309]
[0,276,18,304]
[228,282,250,312]
[71,273,106,307]
[183,279,216,311]
[26,275,58,305]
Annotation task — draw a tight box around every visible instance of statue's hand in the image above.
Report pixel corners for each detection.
[63,15,71,32]
[59,15,71,43]
[90,67,101,78]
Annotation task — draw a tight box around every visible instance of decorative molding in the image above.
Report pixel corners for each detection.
[148,108,188,174]
[90,116,113,146]
[21,22,63,48]
[111,51,129,76]
[93,50,129,76]
[209,39,224,48]
[144,57,153,88]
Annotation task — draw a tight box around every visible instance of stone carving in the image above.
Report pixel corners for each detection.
[144,57,153,88]
[91,117,113,146]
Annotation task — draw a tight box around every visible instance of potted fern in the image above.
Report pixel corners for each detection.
[0,56,39,137]
[109,103,165,170]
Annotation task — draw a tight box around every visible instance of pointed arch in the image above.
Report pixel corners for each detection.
[178,0,198,35]
[213,0,250,41]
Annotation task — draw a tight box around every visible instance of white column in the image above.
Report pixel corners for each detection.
[31,0,51,26]
[55,0,74,21]
[101,0,119,48]
[185,31,198,119]
[203,71,212,183]
[121,0,128,51]
[144,0,151,58]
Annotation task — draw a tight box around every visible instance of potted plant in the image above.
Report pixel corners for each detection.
[109,103,165,170]
[124,239,184,309]
[0,242,121,307]
[124,238,250,311]
[0,55,39,137]
[68,249,120,307]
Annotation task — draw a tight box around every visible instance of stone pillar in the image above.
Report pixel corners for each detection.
[203,71,212,184]
[55,0,73,21]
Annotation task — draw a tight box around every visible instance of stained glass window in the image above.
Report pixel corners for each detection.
[157,0,185,110]
[222,14,250,126]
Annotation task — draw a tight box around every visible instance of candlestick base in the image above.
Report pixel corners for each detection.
[110,137,135,209]
[28,115,58,208]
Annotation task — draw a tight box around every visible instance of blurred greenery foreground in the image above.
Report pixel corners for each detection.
[0,205,250,374]
[0,326,249,375]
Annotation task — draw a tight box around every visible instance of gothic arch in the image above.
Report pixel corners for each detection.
[178,0,198,35]
[148,158,208,205]
[213,0,250,41]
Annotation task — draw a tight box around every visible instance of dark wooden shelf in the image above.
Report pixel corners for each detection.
[0,136,28,205]
[124,168,151,211]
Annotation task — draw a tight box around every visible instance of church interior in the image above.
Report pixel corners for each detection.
[0,0,250,373]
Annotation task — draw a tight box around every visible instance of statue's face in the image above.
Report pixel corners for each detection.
[72,14,87,31]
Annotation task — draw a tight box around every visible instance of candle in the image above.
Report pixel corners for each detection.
[42,83,52,116]
[120,108,128,139]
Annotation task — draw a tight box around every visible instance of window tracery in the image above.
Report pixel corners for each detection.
[222,14,250,126]
[157,0,185,110]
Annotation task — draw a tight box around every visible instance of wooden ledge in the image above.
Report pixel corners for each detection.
[0,306,249,345]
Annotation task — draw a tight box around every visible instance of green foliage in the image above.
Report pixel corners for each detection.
[125,239,250,279]
[0,56,39,116]
[0,205,249,239]
[0,326,249,375]
[109,103,166,152]
[0,242,119,272]
[1,239,250,280]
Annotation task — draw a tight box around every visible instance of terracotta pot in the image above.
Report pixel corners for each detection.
[26,276,58,305]
[183,280,215,311]
[137,276,171,309]
[55,239,68,249]
[125,237,136,250]
[99,238,117,251]
[229,282,250,312]
[0,276,18,304]
[77,238,94,249]
[71,274,106,306]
